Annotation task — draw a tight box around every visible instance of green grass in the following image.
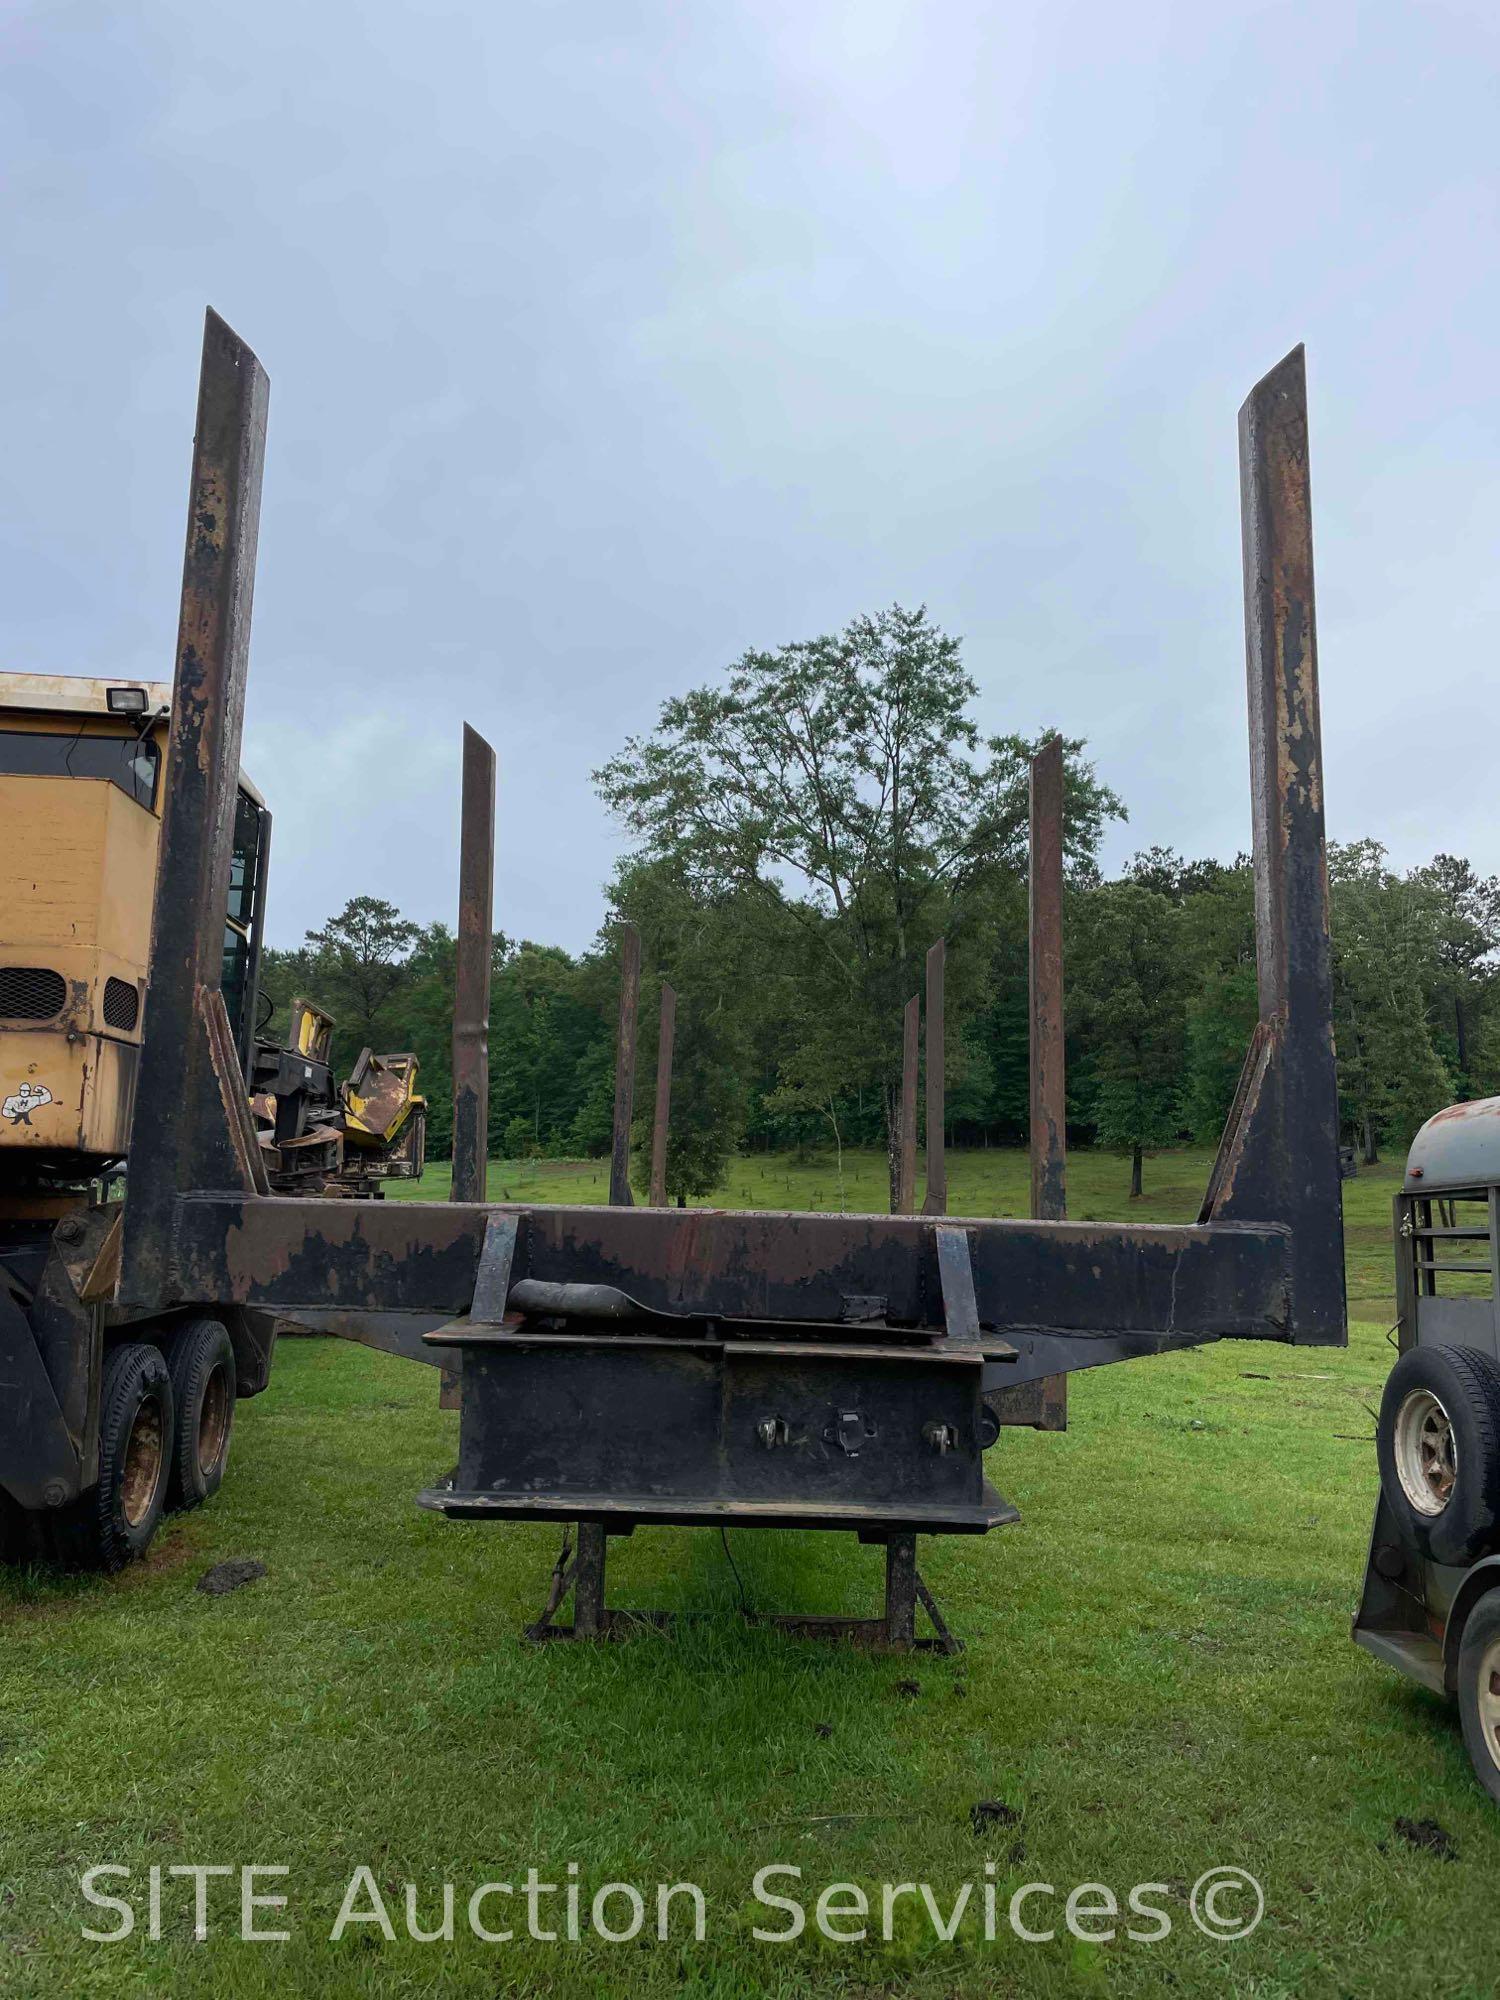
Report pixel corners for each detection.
[5,1146,1499,1997]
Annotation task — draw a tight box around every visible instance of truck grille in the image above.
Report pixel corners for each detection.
[103,977,140,1031]
[0,967,66,1021]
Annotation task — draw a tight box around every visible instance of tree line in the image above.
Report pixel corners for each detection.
[260,607,1500,1201]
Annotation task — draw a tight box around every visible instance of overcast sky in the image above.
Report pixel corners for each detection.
[2,0,1496,952]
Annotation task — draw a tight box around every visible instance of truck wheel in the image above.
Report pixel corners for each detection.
[49,1343,174,1572]
[1377,1344,1500,1567]
[1457,1590,1500,1806]
[167,1318,237,1509]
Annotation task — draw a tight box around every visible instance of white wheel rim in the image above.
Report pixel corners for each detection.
[1476,1634,1500,1776]
[1394,1387,1457,1517]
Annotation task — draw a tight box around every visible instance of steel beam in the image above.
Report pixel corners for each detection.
[161,1191,1293,1343]
[1201,346,1346,1345]
[451,724,496,1205]
[921,941,946,1217]
[608,924,641,1207]
[119,310,270,1311]
[649,982,676,1207]
[1029,738,1067,1223]
[897,994,918,1214]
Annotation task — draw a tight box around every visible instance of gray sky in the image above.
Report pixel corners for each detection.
[3,0,1496,952]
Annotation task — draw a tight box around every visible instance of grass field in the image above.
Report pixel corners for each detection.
[5,1146,1500,1997]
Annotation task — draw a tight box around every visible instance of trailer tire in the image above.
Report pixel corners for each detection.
[167,1318,237,1510]
[48,1342,174,1572]
[1377,1344,1500,1567]
[1456,1589,1500,1806]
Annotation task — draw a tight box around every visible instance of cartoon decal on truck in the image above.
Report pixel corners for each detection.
[3,1082,54,1126]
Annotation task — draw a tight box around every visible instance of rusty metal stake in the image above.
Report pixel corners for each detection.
[119,311,270,1311]
[1203,344,1345,1344]
[443,724,495,1410]
[921,940,946,1217]
[648,981,676,1207]
[896,993,918,1215]
[1029,737,1066,1223]
[1025,738,1070,1430]
[451,724,496,1206]
[609,924,641,1207]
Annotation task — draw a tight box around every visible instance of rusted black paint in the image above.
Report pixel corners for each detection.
[1006,734,1070,1429]
[119,309,270,1311]
[921,941,946,1217]
[1028,737,1067,1223]
[1202,346,1346,1347]
[451,724,495,1205]
[162,1191,1291,1339]
[609,924,640,1208]
[897,993,919,1214]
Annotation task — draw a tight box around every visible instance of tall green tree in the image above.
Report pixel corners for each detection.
[1411,853,1500,1097]
[1068,882,1190,1196]
[304,895,422,1069]
[595,603,1122,1205]
[1330,841,1452,1161]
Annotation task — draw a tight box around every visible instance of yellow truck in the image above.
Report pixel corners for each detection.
[0,670,424,1569]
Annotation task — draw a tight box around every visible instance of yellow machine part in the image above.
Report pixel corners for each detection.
[341,1049,424,1150]
[0,771,157,1160]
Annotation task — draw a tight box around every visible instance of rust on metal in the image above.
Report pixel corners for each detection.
[201,984,270,1197]
[648,981,676,1207]
[1202,344,1345,1345]
[1009,733,1070,1430]
[1028,736,1067,1223]
[897,993,918,1214]
[451,723,496,1205]
[119,308,270,1312]
[921,940,946,1217]
[609,923,641,1208]
[162,1189,1294,1341]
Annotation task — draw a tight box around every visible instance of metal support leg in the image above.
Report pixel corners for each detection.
[884,1533,917,1649]
[572,1523,608,1639]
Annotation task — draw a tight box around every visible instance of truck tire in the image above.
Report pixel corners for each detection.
[49,1342,174,1572]
[1457,1589,1500,1806]
[167,1318,237,1509]
[1377,1344,1500,1567]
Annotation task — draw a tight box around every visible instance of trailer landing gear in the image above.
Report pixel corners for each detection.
[524,1523,963,1655]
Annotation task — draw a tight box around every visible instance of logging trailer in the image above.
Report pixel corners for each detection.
[1,311,1346,1650]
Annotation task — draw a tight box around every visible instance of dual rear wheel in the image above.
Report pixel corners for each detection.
[49,1318,237,1572]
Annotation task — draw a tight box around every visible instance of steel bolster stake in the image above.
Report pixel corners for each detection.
[444,723,496,1408]
[1199,345,1346,1345]
[649,982,676,1208]
[897,993,919,1215]
[608,923,641,1207]
[451,724,496,1207]
[921,940,946,1217]
[119,309,269,1312]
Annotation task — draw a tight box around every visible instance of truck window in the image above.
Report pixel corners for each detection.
[222,925,250,1047]
[229,790,263,926]
[0,728,160,808]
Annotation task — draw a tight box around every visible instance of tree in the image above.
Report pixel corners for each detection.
[1411,853,1500,1097]
[1329,842,1452,1160]
[489,942,609,1152]
[595,603,1123,1206]
[304,895,422,1070]
[1069,883,1190,1196]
